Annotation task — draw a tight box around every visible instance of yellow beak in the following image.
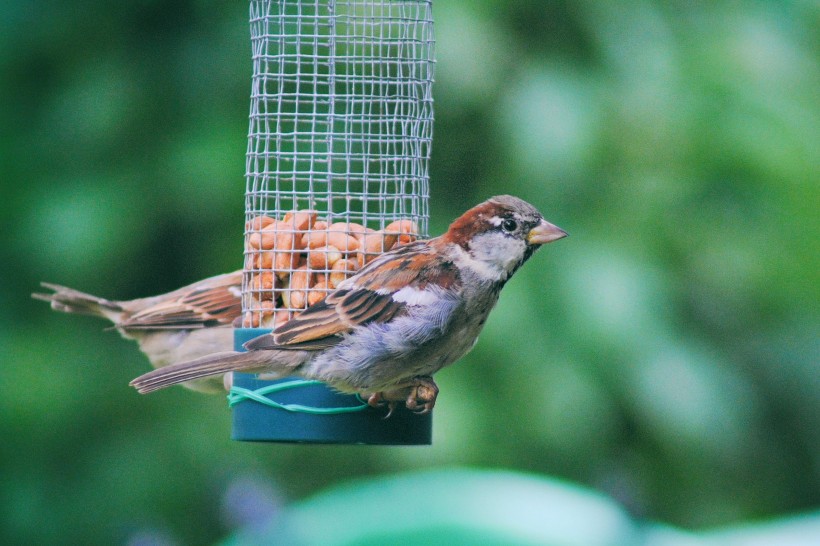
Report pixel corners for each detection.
[527,219,568,245]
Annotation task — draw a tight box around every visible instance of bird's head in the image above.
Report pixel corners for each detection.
[442,195,567,281]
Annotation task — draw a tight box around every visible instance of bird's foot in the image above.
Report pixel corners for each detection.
[365,376,439,418]
[404,376,438,414]
[366,391,398,419]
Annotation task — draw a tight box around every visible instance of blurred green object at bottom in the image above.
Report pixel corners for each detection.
[221,467,820,546]
[222,467,636,546]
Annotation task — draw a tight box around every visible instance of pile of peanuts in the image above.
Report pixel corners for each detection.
[242,210,418,328]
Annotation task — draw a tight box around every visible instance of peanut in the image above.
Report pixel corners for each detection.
[247,221,280,250]
[281,210,318,231]
[385,219,419,244]
[243,299,275,328]
[273,309,291,328]
[271,211,316,276]
[329,258,359,288]
[306,222,362,253]
[249,271,276,300]
[258,300,276,328]
[273,232,300,277]
[326,223,361,253]
[245,214,276,231]
[307,278,330,306]
[344,221,368,238]
[300,220,327,248]
[307,245,342,270]
[254,250,274,270]
[242,312,254,328]
[287,265,314,309]
[357,229,399,267]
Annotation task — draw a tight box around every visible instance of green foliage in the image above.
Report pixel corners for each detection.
[1,1,817,544]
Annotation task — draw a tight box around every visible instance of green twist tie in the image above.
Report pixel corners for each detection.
[227,379,369,415]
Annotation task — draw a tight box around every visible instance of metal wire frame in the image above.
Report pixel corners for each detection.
[242,0,434,326]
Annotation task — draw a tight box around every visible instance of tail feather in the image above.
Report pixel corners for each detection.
[33,283,123,322]
[130,351,269,394]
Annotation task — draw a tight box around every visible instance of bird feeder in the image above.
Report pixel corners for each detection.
[231,0,435,443]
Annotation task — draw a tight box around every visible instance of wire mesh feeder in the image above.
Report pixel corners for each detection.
[231,0,435,444]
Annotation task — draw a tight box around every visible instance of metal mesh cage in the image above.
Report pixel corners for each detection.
[242,0,435,328]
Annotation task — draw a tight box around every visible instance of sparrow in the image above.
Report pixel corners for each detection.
[33,271,243,393]
[130,195,568,413]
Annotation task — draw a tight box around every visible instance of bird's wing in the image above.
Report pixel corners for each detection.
[120,272,243,330]
[246,241,462,351]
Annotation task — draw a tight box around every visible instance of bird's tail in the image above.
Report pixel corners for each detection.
[32,283,124,323]
[130,351,272,394]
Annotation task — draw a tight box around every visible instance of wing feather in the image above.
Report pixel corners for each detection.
[244,240,462,351]
[120,272,242,329]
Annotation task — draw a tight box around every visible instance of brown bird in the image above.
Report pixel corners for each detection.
[130,196,567,413]
[33,271,243,393]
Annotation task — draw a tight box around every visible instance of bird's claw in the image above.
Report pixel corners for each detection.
[365,376,438,418]
[404,377,438,414]
[366,392,397,419]
[366,391,385,408]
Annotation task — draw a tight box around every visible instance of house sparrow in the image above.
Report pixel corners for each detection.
[33,271,243,393]
[130,195,568,413]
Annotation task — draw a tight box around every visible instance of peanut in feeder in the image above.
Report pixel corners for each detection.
[232,0,435,443]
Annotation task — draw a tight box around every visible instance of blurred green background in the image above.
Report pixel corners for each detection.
[1,1,818,544]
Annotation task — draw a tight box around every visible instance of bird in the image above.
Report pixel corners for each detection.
[33,271,243,393]
[130,195,568,413]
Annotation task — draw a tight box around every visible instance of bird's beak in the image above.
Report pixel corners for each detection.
[527,219,568,245]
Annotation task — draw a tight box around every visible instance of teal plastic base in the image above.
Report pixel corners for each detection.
[230,328,433,444]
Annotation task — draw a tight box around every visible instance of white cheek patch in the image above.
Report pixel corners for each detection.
[449,242,504,281]
[391,285,439,306]
[465,232,527,276]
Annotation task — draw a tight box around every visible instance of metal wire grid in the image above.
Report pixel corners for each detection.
[243,0,435,326]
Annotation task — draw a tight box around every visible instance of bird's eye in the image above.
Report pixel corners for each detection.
[501,218,518,232]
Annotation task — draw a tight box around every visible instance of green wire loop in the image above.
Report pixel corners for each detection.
[227,379,369,415]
